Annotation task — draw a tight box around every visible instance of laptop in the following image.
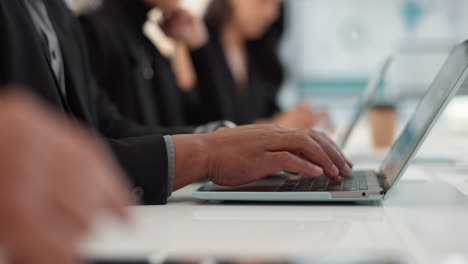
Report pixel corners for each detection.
[192,40,468,203]
[337,56,393,149]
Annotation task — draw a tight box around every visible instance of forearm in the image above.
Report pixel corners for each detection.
[172,134,211,190]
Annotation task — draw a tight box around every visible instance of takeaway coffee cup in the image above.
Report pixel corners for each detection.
[368,102,397,150]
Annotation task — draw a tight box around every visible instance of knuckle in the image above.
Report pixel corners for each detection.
[308,138,322,150]
[318,131,327,138]
[296,133,311,145]
[311,131,324,141]
[333,155,346,167]
[321,139,335,151]
[274,152,289,163]
[267,124,283,131]
[316,149,333,165]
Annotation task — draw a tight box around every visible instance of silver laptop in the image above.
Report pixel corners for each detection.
[337,56,393,149]
[193,40,468,203]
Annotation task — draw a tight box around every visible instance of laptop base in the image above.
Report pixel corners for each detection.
[193,171,384,202]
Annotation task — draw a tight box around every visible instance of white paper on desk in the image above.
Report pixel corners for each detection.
[439,172,468,197]
[400,165,432,183]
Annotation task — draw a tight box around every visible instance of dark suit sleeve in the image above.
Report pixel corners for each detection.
[107,136,169,204]
[0,0,173,205]
[84,77,169,205]
[72,17,171,205]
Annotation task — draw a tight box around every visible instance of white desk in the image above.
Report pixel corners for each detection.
[82,163,468,264]
[82,98,468,264]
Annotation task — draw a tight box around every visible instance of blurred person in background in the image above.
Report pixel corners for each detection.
[0,90,132,264]
[173,0,331,128]
[80,0,211,132]
[0,0,352,207]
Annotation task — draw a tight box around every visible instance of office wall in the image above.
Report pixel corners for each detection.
[66,0,468,99]
[283,0,468,97]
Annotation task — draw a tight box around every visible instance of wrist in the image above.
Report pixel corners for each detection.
[172,134,211,190]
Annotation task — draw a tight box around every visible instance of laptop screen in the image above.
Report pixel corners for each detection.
[379,41,468,188]
[339,57,393,148]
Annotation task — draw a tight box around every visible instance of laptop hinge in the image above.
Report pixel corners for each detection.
[376,172,391,193]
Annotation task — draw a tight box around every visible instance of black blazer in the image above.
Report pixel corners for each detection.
[79,0,200,130]
[189,26,281,125]
[0,0,170,205]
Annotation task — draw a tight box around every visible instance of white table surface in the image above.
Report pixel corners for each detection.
[82,97,468,264]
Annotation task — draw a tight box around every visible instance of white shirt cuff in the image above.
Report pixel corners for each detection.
[163,135,175,197]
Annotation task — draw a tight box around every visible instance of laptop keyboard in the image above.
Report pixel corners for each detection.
[277,172,369,192]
